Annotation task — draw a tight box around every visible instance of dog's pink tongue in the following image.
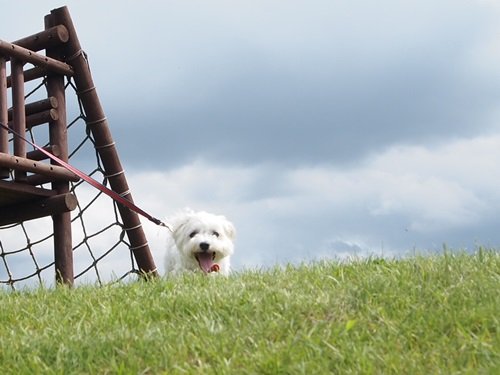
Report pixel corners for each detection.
[196,252,215,273]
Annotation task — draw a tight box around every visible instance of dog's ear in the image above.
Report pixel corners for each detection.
[170,214,192,242]
[223,219,236,240]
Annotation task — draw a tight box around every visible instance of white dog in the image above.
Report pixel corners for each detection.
[164,210,235,276]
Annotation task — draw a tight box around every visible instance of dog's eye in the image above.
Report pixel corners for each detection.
[212,231,220,237]
[189,231,198,238]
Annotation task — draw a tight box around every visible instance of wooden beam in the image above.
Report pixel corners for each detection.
[0,179,56,206]
[7,97,58,121]
[27,144,61,161]
[0,193,77,226]
[0,153,79,182]
[6,66,48,88]
[8,109,59,130]
[12,25,69,53]
[0,39,73,76]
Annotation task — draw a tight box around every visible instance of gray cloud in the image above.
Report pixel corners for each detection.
[94,0,500,168]
[5,1,499,168]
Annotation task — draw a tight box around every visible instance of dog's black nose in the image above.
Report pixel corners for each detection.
[199,242,210,251]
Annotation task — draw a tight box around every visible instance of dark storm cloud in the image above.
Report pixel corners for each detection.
[97,1,500,168]
[5,1,498,169]
[112,48,498,168]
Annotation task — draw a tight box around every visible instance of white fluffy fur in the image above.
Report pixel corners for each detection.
[165,210,235,276]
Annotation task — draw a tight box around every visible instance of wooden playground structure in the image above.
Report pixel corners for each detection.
[0,6,157,285]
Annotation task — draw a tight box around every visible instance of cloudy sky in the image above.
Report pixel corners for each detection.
[2,0,500,278]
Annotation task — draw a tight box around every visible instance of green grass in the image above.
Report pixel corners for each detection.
[0,250,499,374]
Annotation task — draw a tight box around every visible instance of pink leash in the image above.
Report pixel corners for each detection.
[0,121,171,231]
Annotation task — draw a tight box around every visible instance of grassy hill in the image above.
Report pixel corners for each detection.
[0,250,498,374]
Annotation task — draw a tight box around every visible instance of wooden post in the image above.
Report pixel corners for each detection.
[45,14,74,286]
[0,56,8,178]
[50,6,158,277]
[11,59,27,182]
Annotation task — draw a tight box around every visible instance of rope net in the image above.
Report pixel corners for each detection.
[0,70,141,290]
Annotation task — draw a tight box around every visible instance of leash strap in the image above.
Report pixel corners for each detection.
[0,122,171,231]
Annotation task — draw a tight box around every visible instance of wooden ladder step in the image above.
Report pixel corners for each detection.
[0,153,79,182]
[0,179,56,207]
[0,181,77,225]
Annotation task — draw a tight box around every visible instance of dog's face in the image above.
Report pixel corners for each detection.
[171,211,235,273]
